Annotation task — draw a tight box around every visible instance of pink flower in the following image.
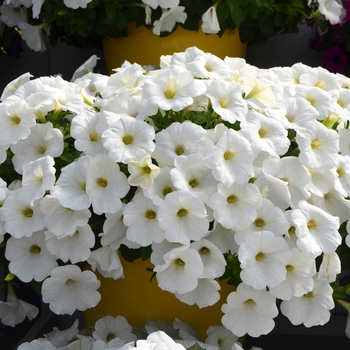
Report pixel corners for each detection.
[321,46,348,74]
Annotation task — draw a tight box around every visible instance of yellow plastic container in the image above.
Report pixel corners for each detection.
[102,22,247,73]
[84,256,236,340]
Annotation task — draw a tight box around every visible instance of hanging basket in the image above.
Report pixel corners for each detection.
[102,22,247,73]
[84,256,236,340]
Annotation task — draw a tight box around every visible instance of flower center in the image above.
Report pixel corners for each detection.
[219,98,229,108]
[175,145,185,155]
[307,97,316,106]
[80,182,86,191]
[162,186,173,197]
[123,135,134,145]
[38,145,46,154]
[258,128,267,138]
[164,89,175,99]
[337,97,346,107]
[286,264,294,272]
[311,139,322,149]
[11,115,21,124]
[145,209,156,219]
[30,244,41,254]
[255,252,266,261]
[254,217,266,228]
[288,226,296,235]
[315,81,325,89]
[175,258,185,266]
[307,219,317,230]
[227,194,238,204]
[143,166,152,174]
[22,207,33,217]
[90,131,100,142]
[223,150,234,161]
[244,298,256,305]
[106,333,116,342]
[96,177,108,187]
[303,291,314,298]
[189,178,199,188]
[199,247,210,255]
[65,279,76,285]
[205,64,213,72]
[337,167,345,177]
[177,208,188,217]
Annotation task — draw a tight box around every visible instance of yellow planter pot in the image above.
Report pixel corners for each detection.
[102,22,247,73]
[84,256,236,340]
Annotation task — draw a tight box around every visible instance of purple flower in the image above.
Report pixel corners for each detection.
[322,46,348,74]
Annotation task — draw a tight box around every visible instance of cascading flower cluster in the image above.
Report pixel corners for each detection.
[0,0,346,54]
[1,47,350,339]
[17,315,247,350]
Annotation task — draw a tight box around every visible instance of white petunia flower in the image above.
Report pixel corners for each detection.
[143,165,175,205]
[0,284,39,327]
[269,247,316,300]
[142,67,196,111]
[42,265,101,315]
[86,154,129,215]
[40,196,91,238]
[71,55,99,81]
[318,252,341,283]
[310,187,350,225]
[205,80,247,123]
[152,121,213,167]
[87,245,124,280]
[291,200,341,256]
[238,231,292,290]
[154,244,204,294]
[235,198,290,245]
[5,230,58,282]
[201,4,220,34]
[317,0,344,24]
[240,110,290,156]
[50,156,91,210]
[70,111,109,157]
[297,120,340,171]
[17,340,56,350]
[262,157,311,208]
[265,97,318,131]
[209,182,262,231]
[102,117,155,163]
[175,278,221,308]
[1,72,33,101]
[123,191,165,246]
[11,122,64,174]
[0,98,36,146]
[18,22,47,52]
[221,282,278,337]
[16,155,56,205]
[205,325,240,350]
[0,196,45,238]
[190,238,226,279]
[294,85,335,120]
[141,0,179,10]
[280,277,334,327]
[92,315,136,343]
[203,129,254,187]
[128,154,161,190]
[157,190,208,244]
[44,224,95,263]
[205,222,238,255]
[170,153,218,204]
[63,0,93,9]
[152,6,187,35]
[103,89,158,121]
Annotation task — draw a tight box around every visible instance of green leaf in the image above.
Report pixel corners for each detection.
[114,11,129,32]
[228,2,246,25]
[120,244,141,262]
[105,3,116,20]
